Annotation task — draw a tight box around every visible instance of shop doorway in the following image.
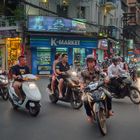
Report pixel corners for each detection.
[37,47,51,74]
[73,48,86,70]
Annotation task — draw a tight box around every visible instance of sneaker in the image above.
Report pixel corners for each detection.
[59,94,63,99]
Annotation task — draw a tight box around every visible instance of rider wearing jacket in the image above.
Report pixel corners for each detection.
[80,55,113,123]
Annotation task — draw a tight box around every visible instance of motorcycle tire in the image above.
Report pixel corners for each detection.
[2,89,9,101]
[9,97,18,110]
[29,106,40,117]
[70,91,83,109]
[129,87,140,104]
[49,94,58,104]
[70,99,83,109]
[96,109,107,136]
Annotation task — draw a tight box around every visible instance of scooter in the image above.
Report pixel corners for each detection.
[8,74,42,117]
[0,71,9,101]
[82,79,112,136]
[47,68,83,109]
[108,73,140,104]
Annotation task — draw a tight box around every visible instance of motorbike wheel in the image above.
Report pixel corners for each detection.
[2,89,9,101]
[29,106,40,117]
[9,97,18,110]
[49,94,58,104]
[71,93,83,109]
[70,100,83,109]
[96,109,107,136]
[129,87,140,104]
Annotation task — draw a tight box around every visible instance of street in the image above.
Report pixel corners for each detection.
[0,78,140,140]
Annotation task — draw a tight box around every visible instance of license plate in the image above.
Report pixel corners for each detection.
[29,102,35,107]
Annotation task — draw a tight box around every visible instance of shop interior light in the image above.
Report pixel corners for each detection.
[99,32,103,36]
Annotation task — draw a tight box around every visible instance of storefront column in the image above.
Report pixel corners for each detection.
[68,48,73,65]
[50,47,56,74]
[31,48,37,74]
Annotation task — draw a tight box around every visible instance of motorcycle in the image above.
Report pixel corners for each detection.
[0,71,9,101]
[82,80,112,136]
[128,63,137,82]
[108,73,140,104]
[47,69,83,109]
[8,74,42,117]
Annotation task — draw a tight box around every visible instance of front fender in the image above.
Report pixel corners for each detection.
[93,102,104,113]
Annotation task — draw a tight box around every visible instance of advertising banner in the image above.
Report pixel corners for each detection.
[28,16,86,33]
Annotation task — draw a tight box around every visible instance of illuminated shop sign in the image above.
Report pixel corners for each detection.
[98,39,108,50]
[28,16,86,33]
[51,38,80,46]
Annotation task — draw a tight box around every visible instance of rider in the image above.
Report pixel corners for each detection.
[118,57,128,71]
[80,55,113,123]
[55,53,70,98]
[108,57,126,93]
[12,55,30,104]
[51,53,61,94]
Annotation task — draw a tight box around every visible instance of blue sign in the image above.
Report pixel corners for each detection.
[30,36,97,49]
[28,16,86,33]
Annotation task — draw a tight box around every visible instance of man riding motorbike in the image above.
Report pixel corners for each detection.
[11,55,30,104]
[108,57,126,95]
[80,55,113,123]
[55,53,70,98]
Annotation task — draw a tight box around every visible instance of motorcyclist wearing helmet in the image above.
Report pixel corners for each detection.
[80,55,113,123]
[108,57,126,78]
[108,57,126,94]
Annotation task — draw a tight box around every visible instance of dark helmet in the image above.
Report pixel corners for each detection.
[112,57,118,63]
[86,55,96,64]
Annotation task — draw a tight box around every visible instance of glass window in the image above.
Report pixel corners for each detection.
[37,48,51,65]
[56,48,67,55]
[73,48,85,69]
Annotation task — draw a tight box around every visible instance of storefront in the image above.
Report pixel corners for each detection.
[30,35,98,74]
[6,38,22,69]
[0,39,5,69]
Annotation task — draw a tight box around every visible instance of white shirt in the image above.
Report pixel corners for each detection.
[108,64,126,78]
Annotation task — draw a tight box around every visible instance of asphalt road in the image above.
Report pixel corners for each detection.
[0,77,140,140]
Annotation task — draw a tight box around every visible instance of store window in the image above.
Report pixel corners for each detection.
[6,38,21,69]
[37,47,51,74]
[73,48,85,69]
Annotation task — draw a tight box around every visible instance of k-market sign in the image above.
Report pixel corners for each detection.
[51,38,80,46]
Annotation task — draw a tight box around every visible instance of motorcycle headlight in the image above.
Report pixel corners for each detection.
[29,83,37,89]
[72,71,77,76]
[2,79,8,84]
[101,92,106,100]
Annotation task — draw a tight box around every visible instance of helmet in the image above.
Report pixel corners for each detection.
[118,56,122,62]
[86,55,96,63]
[112,57,118,63]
